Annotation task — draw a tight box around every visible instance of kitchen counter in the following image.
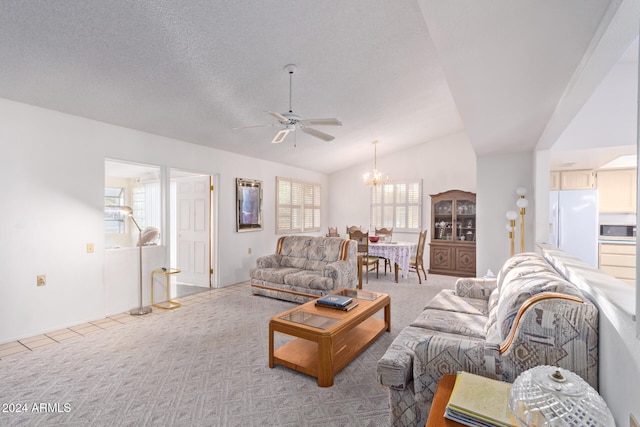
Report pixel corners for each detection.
[598,239,636,245]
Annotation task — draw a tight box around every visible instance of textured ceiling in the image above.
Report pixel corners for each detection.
[0,0,636,173]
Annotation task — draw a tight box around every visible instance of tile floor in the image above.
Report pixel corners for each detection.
[0,283,248,360]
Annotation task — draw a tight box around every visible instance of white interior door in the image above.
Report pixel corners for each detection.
[175,175,212,287]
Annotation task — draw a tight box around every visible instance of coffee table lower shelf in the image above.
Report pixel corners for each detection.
[272,317,386,385]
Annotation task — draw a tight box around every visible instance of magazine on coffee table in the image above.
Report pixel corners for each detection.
[315,300,359,311]
[316,295,353,308]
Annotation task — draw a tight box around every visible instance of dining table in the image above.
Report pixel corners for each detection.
[367,241,418,282]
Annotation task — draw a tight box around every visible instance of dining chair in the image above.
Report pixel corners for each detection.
[346,225,361,235]
[375,227,393,275]
[350,230,379,283]
[326,226,339,237]
[409,229,428,284]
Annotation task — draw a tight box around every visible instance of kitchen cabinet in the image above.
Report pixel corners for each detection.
[559,169,595,189]
[599,242,636,285]
[596,168,637,213]
[429,190,476,277]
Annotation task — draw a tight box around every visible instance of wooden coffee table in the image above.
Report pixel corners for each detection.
[269,288,391,387]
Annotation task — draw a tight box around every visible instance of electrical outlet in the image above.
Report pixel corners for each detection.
[87,243,94,253]
[631,413,639,427]
[248,247,252,254]
[37,275,46,287]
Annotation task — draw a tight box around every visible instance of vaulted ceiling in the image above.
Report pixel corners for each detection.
[0,1,636,174]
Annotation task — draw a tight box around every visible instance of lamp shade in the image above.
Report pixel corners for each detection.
[506,210,518,221]
[516,187,527,196]
[509,365,614,427]
[516,198,529,209]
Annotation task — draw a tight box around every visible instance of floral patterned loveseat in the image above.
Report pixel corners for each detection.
[376,252,599,427]
[250,236,358,303]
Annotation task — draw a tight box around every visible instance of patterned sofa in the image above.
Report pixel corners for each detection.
[250,235,358,303]
[377,252,599,427]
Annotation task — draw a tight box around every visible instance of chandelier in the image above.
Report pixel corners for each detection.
[362,140,389,186]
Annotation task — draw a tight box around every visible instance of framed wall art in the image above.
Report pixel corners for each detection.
[236,178,263,232]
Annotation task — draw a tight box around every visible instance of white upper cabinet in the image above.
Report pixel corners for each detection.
[596,168,637,213]
[556,170,595,190]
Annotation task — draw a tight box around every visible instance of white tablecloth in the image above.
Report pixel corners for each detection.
[368,241,417,279]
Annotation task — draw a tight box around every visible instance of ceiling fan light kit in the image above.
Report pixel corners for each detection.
[236,64,342,144]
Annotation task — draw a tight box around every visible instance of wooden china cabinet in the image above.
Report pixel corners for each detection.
[428,190,477,277]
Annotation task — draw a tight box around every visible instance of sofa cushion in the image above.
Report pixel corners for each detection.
[484,288,501,338]
[302,237,344,271]
[496,253,554,291]
[410,309,486,339]
[250,267,303,284]
[279,236,311,269]
[424,289,489,316]
[283,270,335,290]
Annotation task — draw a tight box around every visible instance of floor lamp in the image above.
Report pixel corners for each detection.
[506,211,517,257]
[119,206,152,316]
[516,187,528,253]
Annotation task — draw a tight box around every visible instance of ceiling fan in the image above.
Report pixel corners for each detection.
[235,64,342,144]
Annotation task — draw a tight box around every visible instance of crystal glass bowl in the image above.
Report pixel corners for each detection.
[509,365,614,427]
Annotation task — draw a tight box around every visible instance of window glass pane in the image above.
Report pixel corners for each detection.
[383,206,394,228]
[279,180,291,205]
[383,184,394,203]
[408,183,420,203]
[395,184,407,203]
[371,186,382,204]
[395,206,406,228]
[407,206,420,229]
[291,207,302,229]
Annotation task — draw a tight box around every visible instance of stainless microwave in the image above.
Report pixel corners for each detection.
[599,224,636,240]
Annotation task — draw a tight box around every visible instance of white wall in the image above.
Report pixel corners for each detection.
[328,132,477,259]
[476,152,534,275]
[0,97,328,343]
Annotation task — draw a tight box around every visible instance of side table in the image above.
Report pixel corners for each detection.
[425,374,460,427]
[151,268,182,310]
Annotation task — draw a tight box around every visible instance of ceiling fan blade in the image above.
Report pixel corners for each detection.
[266,111,289,122]
[272,129,290,144]
[300,127,335,142]
[300,118,342,127]
[232,123,276,130]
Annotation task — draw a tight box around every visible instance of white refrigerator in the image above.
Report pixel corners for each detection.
[549,190,599,267]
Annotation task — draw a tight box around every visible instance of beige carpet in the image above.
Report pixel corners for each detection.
[0,273,457,427]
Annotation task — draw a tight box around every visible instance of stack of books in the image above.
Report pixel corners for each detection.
[444,372,517,427]
[315,295,358,311]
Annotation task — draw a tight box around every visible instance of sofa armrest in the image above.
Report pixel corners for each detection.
[377,326,436,391]
[455,277,497,300]
[255,254,282,269]
[323,260,357,288]
[498,293,599,388]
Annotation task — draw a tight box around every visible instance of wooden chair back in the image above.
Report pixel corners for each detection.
[416,229,427,262]
[375,227,393,242]
[346,225,362,235]
[349,229,369,253]
[326,226,339,237]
